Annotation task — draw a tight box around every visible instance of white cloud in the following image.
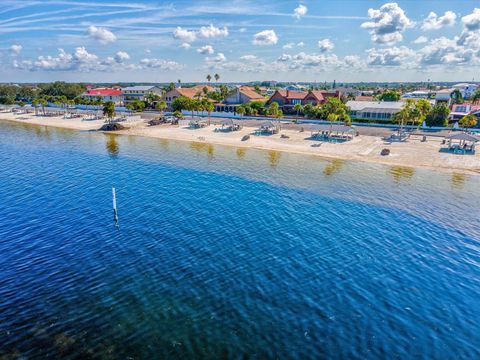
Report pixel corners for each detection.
[293,4,308,19]
[14,47,100,71]
[140,58,184,70]
[173,27,197,43]
[366,46,417,67]
[87,25,116,44]
[343,55,366,69]
[205,52,226,63]
[9,44,22,55]
[197,45,214,55]
[173,24,228,44]
[114,51,130,63]
[419,37,475,65]
[253,30,278,46]
[318,39,334,52]
[297,41,305,47]
[361,3,412,44]
[197,24,229,39]
[461,8,480,31]
[240,55,257,61]
[421,11,456,31]
[277,54,292,62]
[239,28,247,33]
[412,36,428,44]
[283,42,294,49]
[180,43,191,50]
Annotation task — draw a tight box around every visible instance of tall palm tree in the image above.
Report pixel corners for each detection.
[214,73,220,83]
[103,101,116,123]
[472,90,480,105]
[156,100,167,114]
[293,103,303,123]
[450,89,464,104]
[206,74,212,83]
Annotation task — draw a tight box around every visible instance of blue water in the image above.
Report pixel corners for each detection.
[0,120,479,359]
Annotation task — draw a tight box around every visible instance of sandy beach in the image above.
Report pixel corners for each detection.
[2,111,479,175]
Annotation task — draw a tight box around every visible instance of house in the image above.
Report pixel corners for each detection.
[164,85,215,108]
[216,86,265,113]
[81,87,123,104]
[346,101,404,121]
[267,89,340,112]
[435,89,453,104]
[452,83,478,99]
[401,90,432,99]
[122,85,163,104]
[449,104,480,121]
[224,86,264,104]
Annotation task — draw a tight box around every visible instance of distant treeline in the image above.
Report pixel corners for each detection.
[0,82,86,105]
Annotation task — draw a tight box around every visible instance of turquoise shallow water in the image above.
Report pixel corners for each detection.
[0,120,479,359]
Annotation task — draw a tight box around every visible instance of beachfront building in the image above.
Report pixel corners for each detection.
[267,90,340,113]
[452,83,478,99]
[163,85,215,109]
[81,87,123,104]
[346,100,404,122]
[215,86,265,113]
[122,85,163,104]
[435,89,453,105]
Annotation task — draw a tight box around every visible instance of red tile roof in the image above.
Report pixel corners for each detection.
[239,86,265,100]
[84,88,122,96]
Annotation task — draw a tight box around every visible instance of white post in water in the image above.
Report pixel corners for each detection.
[112,187,118,225]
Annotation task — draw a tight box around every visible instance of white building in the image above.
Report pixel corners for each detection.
[401,91,431,99]
[452,83,478,99]
[346,101,404,121]
[122,85,163,104]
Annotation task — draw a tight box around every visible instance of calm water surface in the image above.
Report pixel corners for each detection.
[0,120,479,359]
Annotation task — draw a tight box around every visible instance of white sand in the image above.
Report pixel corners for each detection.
[2,112,479,175]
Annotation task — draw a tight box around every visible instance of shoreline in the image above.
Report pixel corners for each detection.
[2,113,479,176]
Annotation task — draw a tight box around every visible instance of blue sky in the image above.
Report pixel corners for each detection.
[1,0,479,83]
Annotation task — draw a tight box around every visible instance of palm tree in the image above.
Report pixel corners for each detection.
[472,90,480,105]
[206,74,212,83]
[201,99,214,125]
[155,100,167,114]
[450,89,464,104]
[237,105,246,119]
[38,98,48,116]
[103,101,116,123]
[32,98,39,116]
[214,73,220,83]
[293,103,303,123]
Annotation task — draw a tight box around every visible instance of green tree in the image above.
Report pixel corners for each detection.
[293,103,303,122]
[378,90,401,102]
[413,99,432,126]
[206,74,212,83]
[236,105,246,118]
[155,100,167,113]
[450,89,464,104]
[214,73,220,83]
[172,110,184,120]
[459,114,477,130]
[126,99,145,112]
[471,89,480,105]
[171,96,192,112]
[425,103,450,127]
[103,101,116,122]
[201,98,214,125]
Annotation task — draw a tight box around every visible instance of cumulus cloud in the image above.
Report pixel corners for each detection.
[205,52,226,63]
[421,11,456,31]
[197,45,214,55]
[173,24,228,44]
[114,51,130,63]
[14,47,100,71]
[361,3,412,44]
[140,58,184,70]
[420,37,475,65]
[198,24,229,39]
[297,41,305,47]
[343,55,366,69]
[412,36,428,44]
[9,44,22,55]
[293,4,308,19]
[283,42,294,49]
[253,30,278,45]
[240,54,257,61]
[180,43,191,50]
[87,25,116,44]
[173,27,197,43]
[366,46,417,67]
[318,39,334,52]
[461,8,480,31]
